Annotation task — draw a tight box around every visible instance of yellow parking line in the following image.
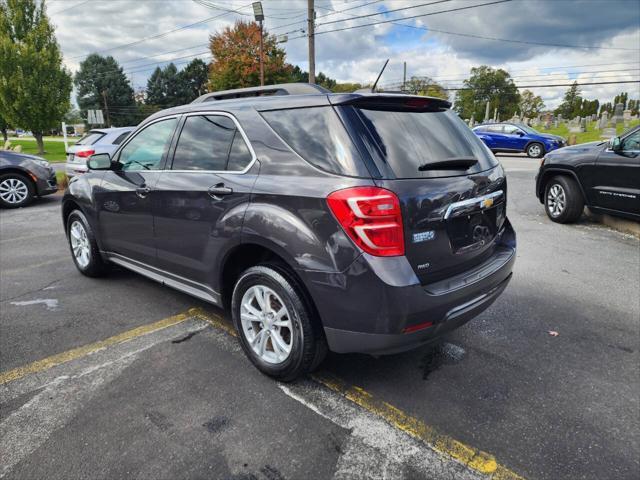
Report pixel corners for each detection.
[0,307,223,385]
[313,373,525,480]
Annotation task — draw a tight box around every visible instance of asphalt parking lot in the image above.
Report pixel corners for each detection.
[1,154,638,480]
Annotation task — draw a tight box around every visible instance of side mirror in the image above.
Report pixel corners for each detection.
[517,131,525,136]
[87,153,111,170]
[610,136,622,152]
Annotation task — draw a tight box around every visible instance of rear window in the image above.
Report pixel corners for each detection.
[260,106,369,177]
[112,131,131,145]
[76,131,105,145]
[355,108,498,178]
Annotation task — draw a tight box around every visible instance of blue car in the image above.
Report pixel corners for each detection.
[473,123,566,158]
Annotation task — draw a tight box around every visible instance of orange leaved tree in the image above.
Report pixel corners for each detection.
[208,20,292,92]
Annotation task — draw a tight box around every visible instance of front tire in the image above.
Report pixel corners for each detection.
[0,173,34,208]
[526,142,545,158]
[66,209,109,277]
[231,265,326,381]
[544,176,584,223]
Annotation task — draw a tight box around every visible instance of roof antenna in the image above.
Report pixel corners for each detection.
[371,59,389,93]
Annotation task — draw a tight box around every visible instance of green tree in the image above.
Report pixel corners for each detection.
[404,76,448,100]
[554,81,582,118]
[288,65,337,90]
[0,0,72,153]
[208,20,292,91]
[332,82,363,93]
[518,90,545,118]
[146,63,186,108]
[178,58,209,103]
[453,66,520,121]
[74,54,137,127]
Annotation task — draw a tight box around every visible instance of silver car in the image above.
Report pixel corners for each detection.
[65,127,134,177]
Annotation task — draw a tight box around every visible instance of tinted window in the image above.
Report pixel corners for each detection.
[487,125,503,133]
[503,125,520,134]
[355,108,498,179]
[261,106,366,176]
[76,131,105,145]
[113,132,131,145]
[172,115,252,171]
[622,131,640,152]
[118,118,177,171]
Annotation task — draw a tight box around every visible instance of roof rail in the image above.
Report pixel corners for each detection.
[191,83,331,103]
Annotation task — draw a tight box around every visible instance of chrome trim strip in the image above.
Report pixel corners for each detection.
[105,252,221,305]
[444,190,504,220]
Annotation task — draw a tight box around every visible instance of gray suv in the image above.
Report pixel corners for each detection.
[62,84,516,380]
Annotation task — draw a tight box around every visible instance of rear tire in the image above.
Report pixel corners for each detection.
[66,209,109,277]
[0,173,34,208]
[231,265,326,381]
[544,176,584,223]
[526,142,545,158]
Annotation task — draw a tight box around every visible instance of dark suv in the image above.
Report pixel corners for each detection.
[62,84,516,380]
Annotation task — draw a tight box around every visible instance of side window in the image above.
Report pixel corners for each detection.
[503,125,519,134]
[118,119,177,171]
[172,115,253,171]
[622,131,640,152]
[113,132,131,145]
[487,125,503,133]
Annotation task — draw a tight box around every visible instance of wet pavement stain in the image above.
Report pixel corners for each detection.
[419,342,466,380]
[171,330,201,344]
[144,410,173,432]
[203,415,229,434]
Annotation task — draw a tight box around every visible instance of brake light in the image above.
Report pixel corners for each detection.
[75,149,95,158]
[327,186,404,256]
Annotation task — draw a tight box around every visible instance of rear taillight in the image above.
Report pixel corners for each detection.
[327,186,404,257]
[75,149,95,158]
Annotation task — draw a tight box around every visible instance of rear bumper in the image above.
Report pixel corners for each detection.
[65,161,88,177]
[304,219,516,354]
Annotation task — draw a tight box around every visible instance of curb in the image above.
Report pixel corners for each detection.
[585,208,640,237]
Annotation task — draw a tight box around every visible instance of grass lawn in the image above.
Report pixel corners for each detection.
[5,138,75,162]
[543,119,639,144]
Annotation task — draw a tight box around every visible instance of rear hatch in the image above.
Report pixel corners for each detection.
[67,130,106,162]
[335,95,507,284]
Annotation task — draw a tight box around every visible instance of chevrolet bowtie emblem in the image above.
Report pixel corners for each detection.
[481,198,494,209]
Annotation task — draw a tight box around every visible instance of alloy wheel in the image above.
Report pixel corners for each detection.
[0,177,29,205]
[547,184,566,217]
[69,220,91,268]
[528,144,542,157]
[240,285,293,364]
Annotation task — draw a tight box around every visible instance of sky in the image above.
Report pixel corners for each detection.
[45,0,640,109]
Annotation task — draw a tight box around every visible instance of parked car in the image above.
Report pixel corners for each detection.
[536,125,640,223]
[62,83,516,380]
[0,150,57,208]
[473,122,566,158]
[65,127,134,177]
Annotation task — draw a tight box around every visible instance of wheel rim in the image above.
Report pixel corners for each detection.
[529,145,541,157]
[547,184,566,217]
[0,177,28,204]
[69,220,91,268]
[240,285,293,364]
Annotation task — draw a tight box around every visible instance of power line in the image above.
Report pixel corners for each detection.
[439,80,640,91]
[319,0,453,27]
[48,0,90,14]
[70,3,252,59]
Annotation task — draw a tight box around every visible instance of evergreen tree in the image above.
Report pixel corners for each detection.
[74,54,137,127]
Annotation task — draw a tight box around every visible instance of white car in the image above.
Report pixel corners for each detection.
[65,127,134,177]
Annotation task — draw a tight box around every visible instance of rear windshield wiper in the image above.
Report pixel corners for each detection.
[418,157,478,171]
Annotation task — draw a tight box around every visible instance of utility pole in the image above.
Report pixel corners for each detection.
[403,62,407,92]
[101,90,110,127]
[253,2,265,86]
[259,20,264,86]
[307,0,315,84]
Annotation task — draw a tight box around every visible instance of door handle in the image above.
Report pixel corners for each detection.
[208,183,233,200]
[136,186,151,198]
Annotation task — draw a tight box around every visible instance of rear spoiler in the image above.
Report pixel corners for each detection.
[330,94,451,112]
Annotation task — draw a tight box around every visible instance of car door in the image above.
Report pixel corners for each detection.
[487,124,508,149]
[593,129,640,215]
[153,112,259,289]
[502,124,527,151]
[95,117,179,266]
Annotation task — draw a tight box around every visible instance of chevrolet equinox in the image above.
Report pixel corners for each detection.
[62,83,516,380]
